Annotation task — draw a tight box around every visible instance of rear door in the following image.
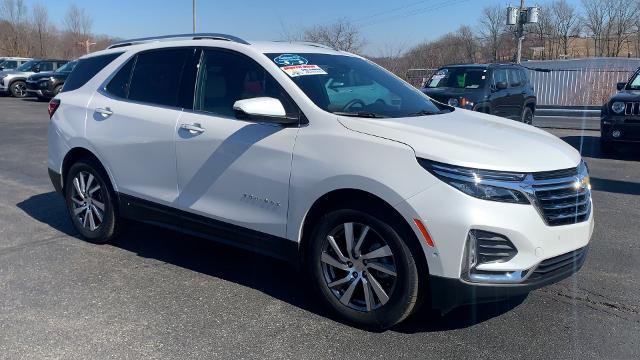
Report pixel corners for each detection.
[86,48,195,210]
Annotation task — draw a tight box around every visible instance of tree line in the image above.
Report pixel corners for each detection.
[0,0,116,60]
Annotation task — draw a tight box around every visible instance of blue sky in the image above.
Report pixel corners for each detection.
[25,0,582,55]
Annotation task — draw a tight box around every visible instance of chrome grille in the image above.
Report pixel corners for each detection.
[625,102,640,115]
[531,167,591,226]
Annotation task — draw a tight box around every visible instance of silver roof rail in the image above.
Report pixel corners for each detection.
[274,40,336,51]
[107,33,250,49]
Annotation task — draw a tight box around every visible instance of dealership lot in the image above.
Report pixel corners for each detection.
[0,97,638,359]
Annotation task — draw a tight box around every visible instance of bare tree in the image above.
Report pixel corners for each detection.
[457,25,478,63]
[478,4,505,62]
[581,0,611,56]
[63,4,93,57]
[303,19,366,53]
[0,0,28,55]
[32,2,48,57]
[606,0,638,57]
[550,0,580,58]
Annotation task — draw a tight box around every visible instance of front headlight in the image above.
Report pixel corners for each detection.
[418,159,530,204]
[611,101,625,114]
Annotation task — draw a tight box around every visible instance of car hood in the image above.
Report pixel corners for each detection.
[28,71,54,81]
[337,109,581,173]
[610,89,640,101]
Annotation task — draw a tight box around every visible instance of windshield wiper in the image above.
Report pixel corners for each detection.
[333,111,388,118]
[406,109,450,117]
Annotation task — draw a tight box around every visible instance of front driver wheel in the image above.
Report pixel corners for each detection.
[10,81,27,98]
[307,209,420,329]
[65,158,121,243]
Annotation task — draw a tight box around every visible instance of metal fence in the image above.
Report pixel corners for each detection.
[527,68,634,106]
[405,61,638,107]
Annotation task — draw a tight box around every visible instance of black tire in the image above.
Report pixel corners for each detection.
[10,81,27,98]
[521,106,534,124]
[307,208,421,330]
[64,157,121,244]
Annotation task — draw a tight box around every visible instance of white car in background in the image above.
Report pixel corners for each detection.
[47,33,593,329]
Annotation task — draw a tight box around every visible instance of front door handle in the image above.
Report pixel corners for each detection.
[95,107,113,117]
[180,123,205,134]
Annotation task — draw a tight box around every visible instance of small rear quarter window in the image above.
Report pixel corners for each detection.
[62,52,123,93]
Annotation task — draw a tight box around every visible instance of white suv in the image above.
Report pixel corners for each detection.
[47,34,594,329]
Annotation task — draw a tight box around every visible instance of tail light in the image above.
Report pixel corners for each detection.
[48,98,60,119]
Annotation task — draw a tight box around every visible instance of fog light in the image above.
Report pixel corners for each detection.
[612,130,621,138]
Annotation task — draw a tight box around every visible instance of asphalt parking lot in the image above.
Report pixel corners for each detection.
[0,96,639,359]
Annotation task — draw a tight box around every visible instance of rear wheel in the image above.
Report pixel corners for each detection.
[521,106,534,124]
[307,209,420,329]
[65,158,121,243]
[10,81,27,98]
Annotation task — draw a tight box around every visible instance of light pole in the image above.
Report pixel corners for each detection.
[192,0,196,33]
[507,1,539,63]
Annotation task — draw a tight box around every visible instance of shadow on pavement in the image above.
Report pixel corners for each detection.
[17,191,520,333]
[561,135,640,161]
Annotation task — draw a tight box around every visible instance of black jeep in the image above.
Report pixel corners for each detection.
[600,69,640,153]
[421,63,537,124]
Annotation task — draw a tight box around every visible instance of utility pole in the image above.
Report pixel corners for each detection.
[507,1,539,63]
[77,39,96,55]
[192,0,196,33]
[516,0,525,64]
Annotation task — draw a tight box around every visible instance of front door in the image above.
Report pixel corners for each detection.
[176,48,300,239]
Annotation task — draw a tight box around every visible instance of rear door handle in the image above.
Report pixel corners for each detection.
[95,107,113,117]
[180,123,205,134]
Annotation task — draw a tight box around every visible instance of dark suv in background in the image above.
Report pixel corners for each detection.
[26,60,77,100]
[0,59,68,97]
[421,63,536,124]
[600,69,640,153]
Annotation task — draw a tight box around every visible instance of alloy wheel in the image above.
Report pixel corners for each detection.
[70,171,106,231]
[320,222,397,312]
[13,83,26,97]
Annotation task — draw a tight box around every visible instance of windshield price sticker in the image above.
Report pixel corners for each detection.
[280,64,328,77]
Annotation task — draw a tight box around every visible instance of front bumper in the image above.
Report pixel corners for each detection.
[430,246,588,312]
[26,81,53,98]
[396,178,594,311]
[601,115,640,143]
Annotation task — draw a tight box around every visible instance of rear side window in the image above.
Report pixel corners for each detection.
[127,49,190,107]
[105,58,135,99]
[3,60,17,68]
[508,69,521,87]
[39,62,54,72]
[493,69,508,87]
[62,52,123,93]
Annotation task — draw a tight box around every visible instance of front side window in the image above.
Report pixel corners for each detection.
[194,49,297,117]
[508,69,521,87]
[266,53,444,118]
[426,67,487,90]
[492,69,508,88]
[127,49,190,107]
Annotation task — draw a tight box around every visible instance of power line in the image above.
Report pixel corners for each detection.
[357,0,471,29]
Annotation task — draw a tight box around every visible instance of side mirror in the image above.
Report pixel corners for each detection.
[31,65,40,73]
[233,97,298,125]
[495,81,508,90]
[617,82,626,91]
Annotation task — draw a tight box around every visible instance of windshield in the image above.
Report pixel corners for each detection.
[16,60,37,72]
[626,72,640,90]
[55,61,77,74]
[265,53,445,118]
[426,67,487,89]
